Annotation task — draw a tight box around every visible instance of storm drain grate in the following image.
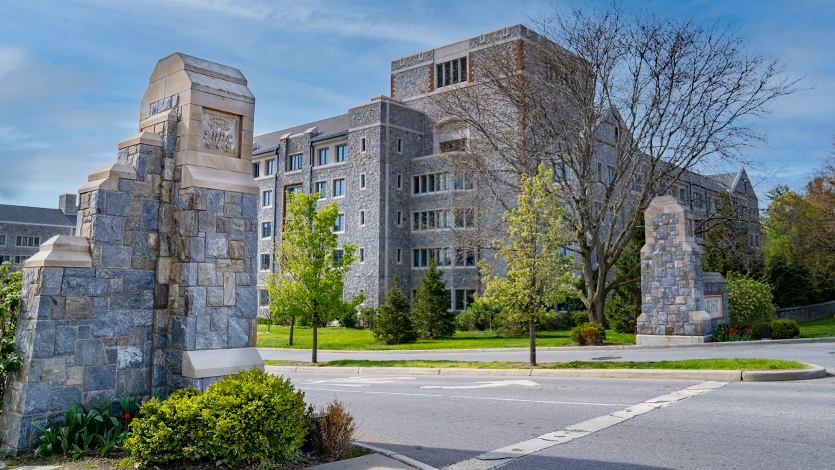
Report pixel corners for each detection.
[591,356,622,361]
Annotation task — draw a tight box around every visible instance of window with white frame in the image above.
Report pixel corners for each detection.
[333,250,344,265]
[396,211,403,226]
[318,148,329,166]
[359,210,365,226]
[288,153,303,171]
[454,289,476,311]
[266,159,276,175]
[13,255,28,266]
[361,138,366,152]
[360,174,366,189]
[333,214,345,232]
[262,190,272,207]
[315,181,327,198]
[0,235,5,246]
[333,178,345,197]
[252,162,261,178]
[259,289,270,307]
[16,236,39,247]
[412,209,455,231]
[397,173,403,189]
[337,144,347,162]
[359,247,365,263]
[396,248,402,264]
[260,254,271,271]
[0,255,9,264]
[412,247,453,268]
[397,138,403,153]
[436,56,468,88]
[262,222,272,238]
[411,172,468,195]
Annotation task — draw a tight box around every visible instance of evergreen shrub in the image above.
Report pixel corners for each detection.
[372,282,417,344]
[769,319,800,339]
[412,259,456,338]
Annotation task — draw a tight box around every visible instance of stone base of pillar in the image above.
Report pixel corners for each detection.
[636,334,713,346]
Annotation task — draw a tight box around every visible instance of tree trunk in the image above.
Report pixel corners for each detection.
[529,319,537,367]
[312,316,318,364]
[267,315,272,333]
[289,316,295,346]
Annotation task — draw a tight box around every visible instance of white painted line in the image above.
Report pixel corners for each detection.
[444,381,728,470]
[421,380,538,390]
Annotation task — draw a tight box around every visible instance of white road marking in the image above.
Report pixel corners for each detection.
[443,381,729,470]
[421,380,538,390]
[303,376,417,387]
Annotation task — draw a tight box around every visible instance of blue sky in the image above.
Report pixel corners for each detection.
[1,0,832,209]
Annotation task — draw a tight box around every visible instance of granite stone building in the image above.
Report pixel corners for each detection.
[0,194,78,269]
[251,25,761,317]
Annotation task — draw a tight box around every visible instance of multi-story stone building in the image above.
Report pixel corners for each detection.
[251,25,761,317]
[0,194,77,269]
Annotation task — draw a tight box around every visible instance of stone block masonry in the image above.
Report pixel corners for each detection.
[1,53,263,454]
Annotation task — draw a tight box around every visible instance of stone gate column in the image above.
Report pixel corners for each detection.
[637,195,728,345]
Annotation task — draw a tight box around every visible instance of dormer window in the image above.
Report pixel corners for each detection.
[440,138,467,153]
[436,57,468,89]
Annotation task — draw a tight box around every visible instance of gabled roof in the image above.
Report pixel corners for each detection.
[0,204,76,227]
[253,114,350,154]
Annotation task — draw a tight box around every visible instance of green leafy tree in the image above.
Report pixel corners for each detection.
[0,262,21,411]
[725,272,776,326]
[604,221,644,333]
[479,165,576,366]
[702,193,762,277]
[372,280,417,345]
[412,258,456,339]
[266,192,363,363]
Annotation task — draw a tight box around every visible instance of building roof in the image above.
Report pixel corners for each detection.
[253,114,350,154]
[705,172,738,189]
[0,204,76,227]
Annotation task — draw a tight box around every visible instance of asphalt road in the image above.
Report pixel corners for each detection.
[265,343,835,469]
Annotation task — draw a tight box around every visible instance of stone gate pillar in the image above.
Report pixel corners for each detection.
[637,196,728,345]
[0,53,263,454]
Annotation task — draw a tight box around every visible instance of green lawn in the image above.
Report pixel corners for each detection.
[798,316,835,338]
[263,358,807,371]
[256,325,636,350]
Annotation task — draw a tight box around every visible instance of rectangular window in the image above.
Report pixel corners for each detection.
[454,289,476,310]
[397,174,403,189]
[421,248,428,267]
[262,190,272,207]
[333,250,344,265]
[266,159,276,175]
[315,181,327,198]
[333,214,345,232]
[361,138,366,152]
[608,166,615,183]
[0,255,8,264]
[288,153,303,171]
[397,210,402,226]
[428,174,435,192]
[286,185,302,201]
[421,175,427,193]
[360,174,366,189]
[333,178,346,197]
[14,255,28,266]
[413,176,420,194]
[0,235,5,246]
[413,212,420,230]
[397,248,402,264]
[15,236,38,247]
[318,148,329,166]
[597,163,603,181]
[413,249,420,267]
[260,254,271,271]
[360,210,366,226]
[359,247,365,263]
[440,139,467,153]
[397,138,403,153]
[252,162,261,178]
[262,222,272,238]
[336,144,347,162]
[259,289,270,307]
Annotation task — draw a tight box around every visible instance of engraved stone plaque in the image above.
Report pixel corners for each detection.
[704,295,724,319]
[202,109,239,157]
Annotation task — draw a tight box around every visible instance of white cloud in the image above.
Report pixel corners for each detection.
[0,45,30,80]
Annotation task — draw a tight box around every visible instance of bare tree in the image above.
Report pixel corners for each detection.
[431,3,797,323]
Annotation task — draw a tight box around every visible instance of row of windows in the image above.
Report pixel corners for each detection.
[436,57,468,89]
[412,247,477,268]
[412,171,473,194]
[0,255,29,266]
[318,145,348,166]
[252,159,276,178]
[412,209,474,231]
[17,236,40,247]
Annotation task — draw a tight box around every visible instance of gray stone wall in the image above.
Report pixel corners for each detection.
[776,301,835,324]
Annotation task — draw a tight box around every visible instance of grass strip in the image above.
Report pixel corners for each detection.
[263,358,808,371]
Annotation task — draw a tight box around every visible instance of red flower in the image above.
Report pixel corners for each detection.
[124,413,130,420]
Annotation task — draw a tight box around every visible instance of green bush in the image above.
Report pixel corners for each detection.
[770,319,800,339]
[455,310,478,332]
[338,310,358,329]
[412,259,456,339]
[0,263,22,411]
[569,322,606,345]
[726,272,776,325]
[466,298,501,331]
[359,306,377,330]
[372,283,417,344]
[751,321,772,337]
[127,369,312,467]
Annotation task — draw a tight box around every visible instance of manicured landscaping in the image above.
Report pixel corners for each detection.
[264,358,808,370]
[798,316,835,338]
[256,325,637,350]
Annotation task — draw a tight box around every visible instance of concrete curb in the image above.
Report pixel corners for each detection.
[266,363,828,382]
[258,335,835,355]
[351,442,439,470]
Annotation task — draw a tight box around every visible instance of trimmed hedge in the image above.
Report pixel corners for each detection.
[770,319,800,339]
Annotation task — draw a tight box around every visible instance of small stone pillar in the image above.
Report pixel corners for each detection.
[637,196,728,345]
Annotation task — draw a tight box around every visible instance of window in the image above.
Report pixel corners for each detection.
[397,174,403,189]
[266,159,276,175]
[16,236,39,247]
[597,163,603,181]
[360,174,366,189]
[411,209,455,231]
[555,164,571,181]
[262,190,272,207]
[412,172,460,195]
[436,57,468,88]
[14,255,28,266]
[360,210,366,226]
[333,250,344,265]
[361,138,366,152]
[397,138,403,153]
[260,254,271,271]
[607,166,615,183]
[333,214,345,232]
[437,247,452,267]
[336,145,347,162]
[454,289,476,311]
[440,139,467,153]
[262,222,272,238]
[0,255,9,264]
[0,235,5,246]
[288,153,303,171]
[315,181,327,198]
[455,248,477,267]
[359,248,365,263]
[259,289,270,307]
[333,178,345,197]
[396,211,403,226]
[397,248,402,264]
[286,185,302,202]
[318,148,329,166]
[252,163,260,178]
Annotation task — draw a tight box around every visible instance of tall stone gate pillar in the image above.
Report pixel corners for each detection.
[0,53,263,454]
[637,196,728,345]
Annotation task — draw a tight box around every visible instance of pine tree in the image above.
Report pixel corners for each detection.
[412,258,456,339]
[372,280,417,345]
